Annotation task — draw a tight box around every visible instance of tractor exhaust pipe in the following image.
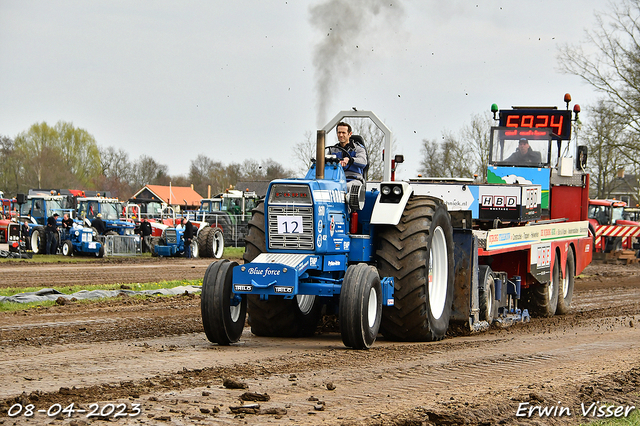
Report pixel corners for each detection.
[316,130,325,180]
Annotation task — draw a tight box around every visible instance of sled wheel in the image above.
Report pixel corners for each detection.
[61,240,73,256]
[201,260,246,345]
[556,248,575,315]
[340,263,382,349]
[528,251,560,317]
[478,265,497,324]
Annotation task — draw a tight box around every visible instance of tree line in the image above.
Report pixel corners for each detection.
[0,121,295,200]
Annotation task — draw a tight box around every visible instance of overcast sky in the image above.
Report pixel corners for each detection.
[0,1,605,181]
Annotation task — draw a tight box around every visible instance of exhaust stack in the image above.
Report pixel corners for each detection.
[316,130,325,180]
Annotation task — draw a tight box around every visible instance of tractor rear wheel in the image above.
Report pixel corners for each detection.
[207,227,225,259]
[556,248,575,315]
[61,240,73,256]
[201,260,246,345]
[340,263,382,349]
[526,252,560,317]
[377,196,455,341]
[243,202,322,337]
[30,227,46,254]
[478,265,497,324]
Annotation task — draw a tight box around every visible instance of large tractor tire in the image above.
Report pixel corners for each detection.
[478,265,497,324]
[340,263,383,349]
[525,252,560,317]
[556,248,575,315]
[207,227,225,259]
[376,196,455,341]
[197,228,212,258]
[243,202,322,337]
[30,227,46,254]
[201,259,247,345]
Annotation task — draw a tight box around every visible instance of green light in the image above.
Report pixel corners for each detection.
[491,103,499,113]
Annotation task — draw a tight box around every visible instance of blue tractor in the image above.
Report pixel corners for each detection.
[17,193,74,254]
[59,225,104,257]
[76,197,136,236]
[201,111,454,350]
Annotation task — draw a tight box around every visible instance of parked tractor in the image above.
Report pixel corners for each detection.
[76,197,136,236]
[16,193,74,254]
[59,224,104,257]
[152,225,224,259]
[194,190,260,247]
[202,99,592,350]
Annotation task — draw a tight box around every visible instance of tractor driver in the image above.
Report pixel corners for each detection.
[506,138,542,164]
[327,122,368,194]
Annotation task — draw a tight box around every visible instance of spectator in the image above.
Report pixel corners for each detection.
[140,218,153,253]
[182,218,195,258]
[61,213,74,229]
[91,213,106,235]
[21,220,30,242]
[45,212,59,255]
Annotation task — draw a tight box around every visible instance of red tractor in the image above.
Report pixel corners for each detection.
[588,199,640,253]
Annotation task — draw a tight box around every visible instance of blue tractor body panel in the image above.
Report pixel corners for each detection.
[231,162,394,306]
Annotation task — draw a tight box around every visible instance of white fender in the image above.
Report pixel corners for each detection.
[368,181,413,226]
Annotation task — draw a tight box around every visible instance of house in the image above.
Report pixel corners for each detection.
[130,185,203,211]
[607,170,639,207]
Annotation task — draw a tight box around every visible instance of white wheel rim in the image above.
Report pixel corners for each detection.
[31,231,39,252]
[487,275,494,316]
[367,287,378,328]
[214,231,224,258]
[562,258,570,298]
[191,241,198,258]
[549,260,557,301]
[428,226,448,320]
[63,245,69,255]
[297,295,315,315]
[230,300,241,322]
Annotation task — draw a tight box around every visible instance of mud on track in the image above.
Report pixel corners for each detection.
[0,259,639,425]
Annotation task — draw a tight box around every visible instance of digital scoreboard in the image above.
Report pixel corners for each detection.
[498,109,572,140]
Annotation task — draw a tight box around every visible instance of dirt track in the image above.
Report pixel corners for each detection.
[1,258,639,425]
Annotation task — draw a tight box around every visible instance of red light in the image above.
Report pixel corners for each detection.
[573,104,581,113]
[564,93,572,103]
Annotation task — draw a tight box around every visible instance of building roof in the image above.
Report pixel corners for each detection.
[131,185,203,207]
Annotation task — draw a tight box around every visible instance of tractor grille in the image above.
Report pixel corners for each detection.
[165,229,178,244]
[268,205,314,250]
[82,231,92,243]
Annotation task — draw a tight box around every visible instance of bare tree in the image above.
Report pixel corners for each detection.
[557,0,640,172]
[583,100,634,198]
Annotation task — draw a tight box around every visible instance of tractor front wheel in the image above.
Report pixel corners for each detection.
[208,227,225,259]
[201,260,246,345]
[30,227,46,254]
[340,263,382,349]
[61,240,73,256]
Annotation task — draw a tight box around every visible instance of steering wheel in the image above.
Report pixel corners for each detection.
[325,145,353,166]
